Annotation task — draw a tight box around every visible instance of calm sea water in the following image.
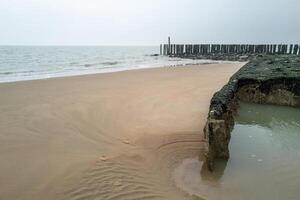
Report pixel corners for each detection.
[174,103,300,200]
[0,46,223,83]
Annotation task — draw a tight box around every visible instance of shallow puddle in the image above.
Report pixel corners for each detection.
[174,103,300,200]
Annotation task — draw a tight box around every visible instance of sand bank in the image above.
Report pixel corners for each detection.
[0,63,244,200]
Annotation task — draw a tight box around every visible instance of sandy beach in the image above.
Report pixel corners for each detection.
[0,63,244,200]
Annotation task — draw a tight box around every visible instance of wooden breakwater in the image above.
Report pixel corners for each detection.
[160,44,300,56]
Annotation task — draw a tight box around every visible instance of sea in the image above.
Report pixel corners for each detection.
[0,46,224,83]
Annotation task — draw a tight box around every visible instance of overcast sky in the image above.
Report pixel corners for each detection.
[1,0,299,45]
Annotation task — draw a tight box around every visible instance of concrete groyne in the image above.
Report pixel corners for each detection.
[203,55,300,171]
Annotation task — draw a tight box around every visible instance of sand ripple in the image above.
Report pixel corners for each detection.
[64,133,207,200]
[0,64,243,200]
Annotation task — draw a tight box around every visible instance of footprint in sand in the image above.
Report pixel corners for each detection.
[99,156,107,161]
[122,139,130,144]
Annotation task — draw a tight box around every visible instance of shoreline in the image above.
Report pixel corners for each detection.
[0,59,241,84]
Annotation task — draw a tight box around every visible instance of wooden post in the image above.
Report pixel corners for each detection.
[165,44,168,55]
[273,45,276,54]
[200,44,203,55]
[168,37,171,55]
[196,44,200,54]
[193,44,196,55]
[238,45,241,53]
[293,45,299,55]
[289,44,293,54]
[278,45,281,54]
[184,45,188,55]
[269,44,273,54]
[160,44,162,55]
[173,44,176,55]
[270,45,273,54]
[186,45,188,55]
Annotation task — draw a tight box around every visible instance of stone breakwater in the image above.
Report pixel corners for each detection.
[204,55,300,171]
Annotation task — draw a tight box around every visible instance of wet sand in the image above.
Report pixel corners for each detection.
[0,63,244,200]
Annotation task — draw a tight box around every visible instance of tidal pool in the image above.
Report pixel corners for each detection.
[174,102,300,200]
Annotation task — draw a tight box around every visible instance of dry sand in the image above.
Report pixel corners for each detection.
[0,63,244,200]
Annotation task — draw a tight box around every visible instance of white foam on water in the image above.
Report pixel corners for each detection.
[0,46,236,83]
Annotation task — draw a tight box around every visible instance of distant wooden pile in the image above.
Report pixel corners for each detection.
[160,44,300,56]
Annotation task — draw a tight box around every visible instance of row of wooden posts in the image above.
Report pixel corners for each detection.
[160,44,300,56]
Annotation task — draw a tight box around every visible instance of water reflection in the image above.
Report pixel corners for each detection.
[173,102,300,200]
[236,102,300,128]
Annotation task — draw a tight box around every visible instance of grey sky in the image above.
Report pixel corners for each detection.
[1,0,299,45]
